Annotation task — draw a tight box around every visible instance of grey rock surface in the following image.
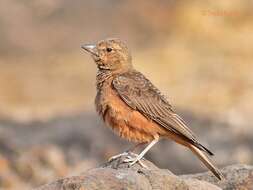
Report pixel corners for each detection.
[35,155,253,190]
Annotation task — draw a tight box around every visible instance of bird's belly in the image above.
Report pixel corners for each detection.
[99,91,165,143]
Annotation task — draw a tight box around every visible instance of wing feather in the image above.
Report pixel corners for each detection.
[112,70,213,155]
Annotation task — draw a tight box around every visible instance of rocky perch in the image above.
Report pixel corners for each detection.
[35,155,253,190]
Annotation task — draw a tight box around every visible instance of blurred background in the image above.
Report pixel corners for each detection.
[0,0,252,189]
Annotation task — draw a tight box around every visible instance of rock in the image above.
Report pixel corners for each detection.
[34,154,253,190]
[0,154,29,189]
[15,145,69,186]
[182,164,253,190]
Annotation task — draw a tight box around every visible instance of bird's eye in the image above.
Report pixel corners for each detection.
[106,47,112,52]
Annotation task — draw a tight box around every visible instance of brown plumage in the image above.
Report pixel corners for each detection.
[81,38,223,180]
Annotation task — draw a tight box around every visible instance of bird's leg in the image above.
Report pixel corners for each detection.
[108,143,145,162]
[123,137,159,167]
[126,142,146,156]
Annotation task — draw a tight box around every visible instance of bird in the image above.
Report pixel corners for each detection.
[81,38,224,180]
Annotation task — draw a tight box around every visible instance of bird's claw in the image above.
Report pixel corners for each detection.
[108,152,129,162]
[123,156,147,168]
[108,151,139,162]
[108,152,147,168]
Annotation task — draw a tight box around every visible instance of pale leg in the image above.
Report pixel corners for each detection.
[123,137,159,167]
[108,142,146,161]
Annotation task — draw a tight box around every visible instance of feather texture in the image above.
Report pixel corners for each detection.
[113,70,213,155]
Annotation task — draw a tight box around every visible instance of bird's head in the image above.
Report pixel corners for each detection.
[82,38,132,72]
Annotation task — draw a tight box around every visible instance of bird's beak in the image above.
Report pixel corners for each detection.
[81,44,98,57]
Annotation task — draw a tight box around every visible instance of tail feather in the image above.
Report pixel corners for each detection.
[189,144,224,180]
[194,142,214,156]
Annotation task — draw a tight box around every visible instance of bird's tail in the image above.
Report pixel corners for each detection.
[189,144,224,180]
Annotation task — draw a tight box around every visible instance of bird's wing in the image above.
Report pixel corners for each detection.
[113,71,212,155]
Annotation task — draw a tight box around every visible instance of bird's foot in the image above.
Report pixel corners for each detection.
[108,152,129,162]
[123,156,147,168]
[108,151,139,162]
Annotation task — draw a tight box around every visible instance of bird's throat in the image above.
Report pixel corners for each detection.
[96,70,113,90]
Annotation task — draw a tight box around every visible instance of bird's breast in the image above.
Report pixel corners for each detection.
[95,81,165,143]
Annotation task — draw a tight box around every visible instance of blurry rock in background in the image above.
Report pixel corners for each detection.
[0,0,252,189]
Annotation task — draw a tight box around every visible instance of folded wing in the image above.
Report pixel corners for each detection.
[112,70,213,155]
